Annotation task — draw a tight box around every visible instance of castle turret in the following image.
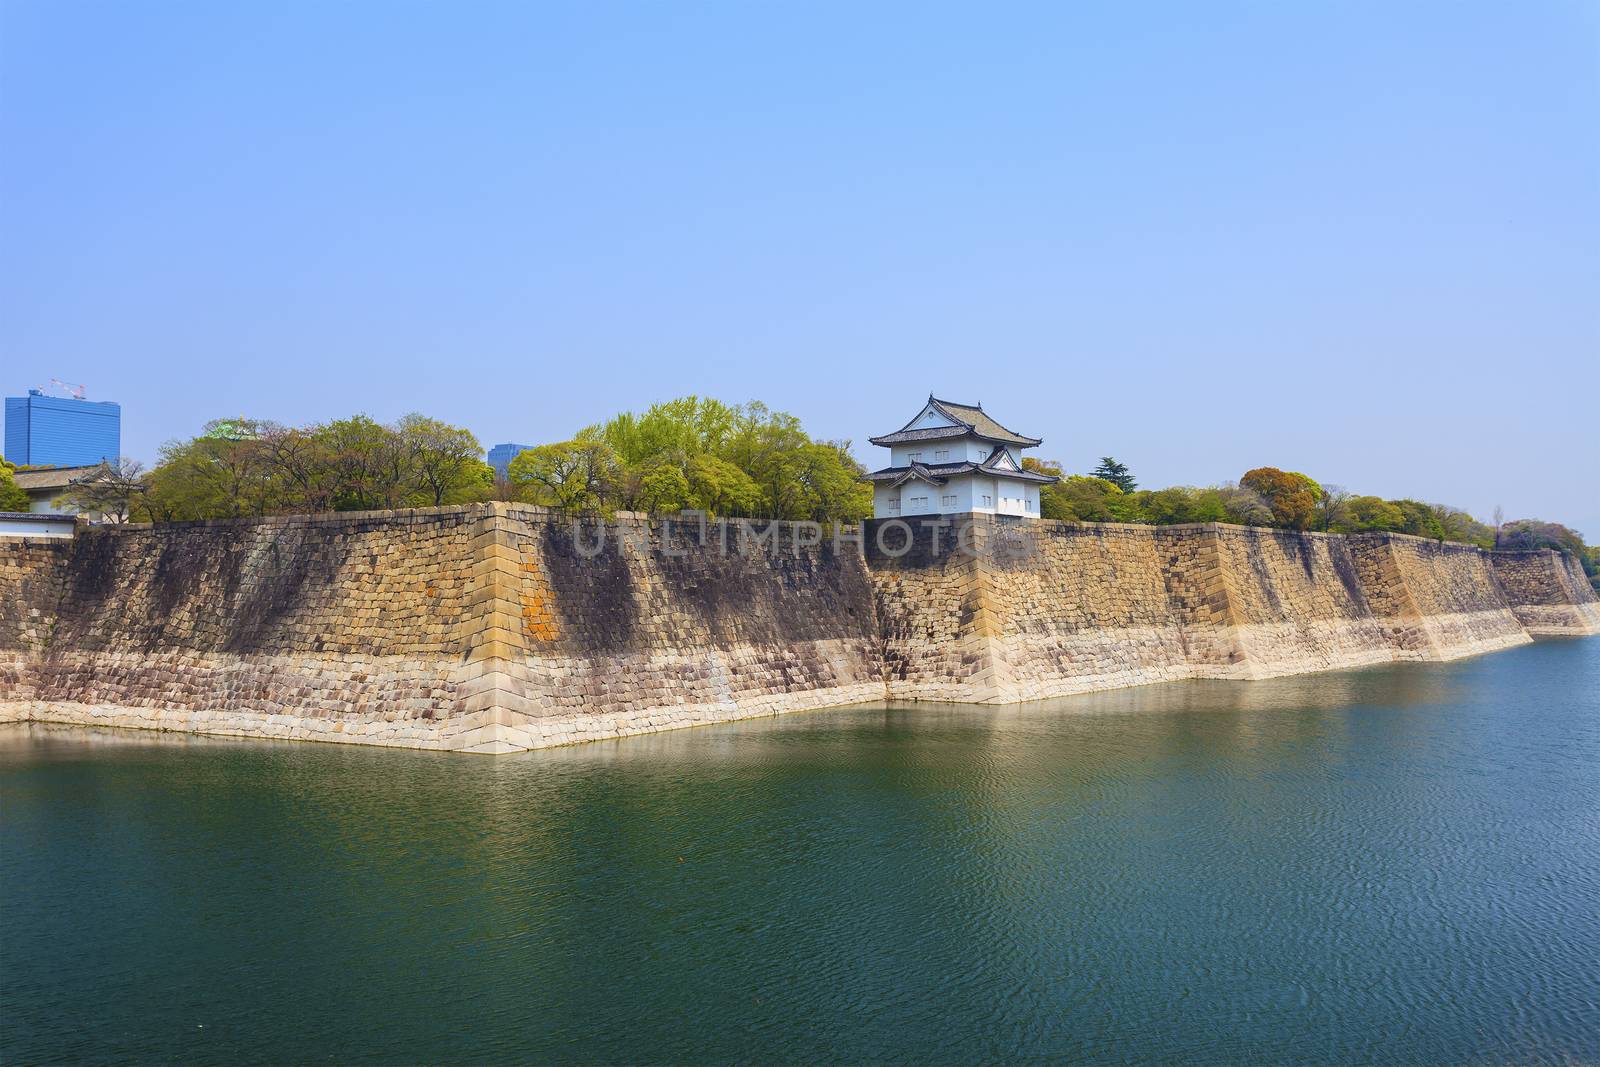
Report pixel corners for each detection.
[864,395,1056,518]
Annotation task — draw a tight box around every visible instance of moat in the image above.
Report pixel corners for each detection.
[4,638,1598,1065]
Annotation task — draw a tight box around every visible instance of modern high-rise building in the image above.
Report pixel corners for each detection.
[4,390,122,467]
[487,442,534,480]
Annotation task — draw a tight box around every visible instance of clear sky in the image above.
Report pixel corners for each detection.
[3,1,1596,533]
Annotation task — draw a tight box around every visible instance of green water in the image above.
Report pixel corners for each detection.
[3,639,1599,1065]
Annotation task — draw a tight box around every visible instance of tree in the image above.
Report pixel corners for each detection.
[1314,484,1353,532]
[0,456,29,512]
[1341,495,1406,533]
[138,424,277,520]
[686,454,763,516]
[1127,486,1228,525]
[1090,457,1137,493]
[396,413,493,507]
[1390,499,1445,540]
[1428,504,1493,548]
[1240,467,1321,529]
[508,440,622,511]
[1054,475,1125,522]
[1498,520,1587,559]
[60,460,147,522]
[634,459,693,514]
[314,415,406,511]
[1023,459,1073,521]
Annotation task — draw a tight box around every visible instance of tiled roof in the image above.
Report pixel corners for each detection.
[865,457,1057,485]
[928,397,1041,446]
[866,425,972,445]
[868,395,1042,447]
[10,465,103,491]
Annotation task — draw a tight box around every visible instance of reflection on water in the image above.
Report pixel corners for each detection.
[3,639,1599,1065]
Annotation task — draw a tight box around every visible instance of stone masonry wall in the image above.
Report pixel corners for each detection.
[1187,526,1396,679]
[444,505,884,752]
[870,517,1546,705]
[3,507,1594,752]
[1,508,483,746]
[1347,533,1530,659]
[0,536,73,703]
[1,504,883,751]
[1490,549,1600,635]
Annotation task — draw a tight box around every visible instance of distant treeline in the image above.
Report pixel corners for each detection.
[79,415,496,520]
[44,397,873,526]
[13,395,1591,589]
[1024,457,1597,585]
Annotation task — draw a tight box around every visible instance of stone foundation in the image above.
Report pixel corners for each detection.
[3,506,1596,751]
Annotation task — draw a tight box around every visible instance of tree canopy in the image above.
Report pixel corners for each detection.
[505,397,871,521]
[130,414,493,522]
[0,456,30,512]
[1090,457,1137,493]
[1018,453,1590,564]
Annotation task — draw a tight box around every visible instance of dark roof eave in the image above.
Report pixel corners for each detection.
[869,428,1041,447]
[867,464,1057,485]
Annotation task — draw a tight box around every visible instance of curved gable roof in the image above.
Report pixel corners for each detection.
[869,395,1042,447]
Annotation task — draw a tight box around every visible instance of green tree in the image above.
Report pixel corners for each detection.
[1054,475,1125,522]
[686,454,763,516]
[792,440,873,522]
[1340,495,1406,532]
[396,413,493,507]
[0,456,30,512]
[634,459,693,513]
[1128,486,1228,525]
[1023,459,1073,520]
[314,415,407,511]
[508,440,622,511]
[1428,504,1493,548]
[1390,499,1446,540]
[1498,520,1587,559]
[139,423,278,520]
[1090,457,1137,493]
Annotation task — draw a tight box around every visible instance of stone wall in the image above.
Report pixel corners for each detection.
[868,518,1546,705]
[2,506,1594,751]
[1,508,483,744]
[1,504,883,751]
[0,537,73,704]
[446,505,883,752]
[1189,526,1396,678]
[1347,533,1531,659]
[1490,549,1600,635]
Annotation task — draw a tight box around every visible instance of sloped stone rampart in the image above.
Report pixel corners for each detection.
[3,506,1594,750]
[1490,549,1600,635]
[867,518,1547,705]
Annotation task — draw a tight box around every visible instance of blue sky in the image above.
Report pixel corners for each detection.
[3,1,1596,532]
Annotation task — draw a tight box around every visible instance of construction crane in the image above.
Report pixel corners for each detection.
[47,378,88,400]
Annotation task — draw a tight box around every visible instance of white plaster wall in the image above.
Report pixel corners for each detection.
[875,476,1003,517]
[0,515,75,537]
[891,442,965,466]
[874,484,902,516]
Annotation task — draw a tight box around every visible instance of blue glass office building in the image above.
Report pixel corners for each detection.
[5,391,122,467]
[487,442,534,479]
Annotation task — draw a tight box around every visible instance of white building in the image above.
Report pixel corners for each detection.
[866,396,1057,518]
